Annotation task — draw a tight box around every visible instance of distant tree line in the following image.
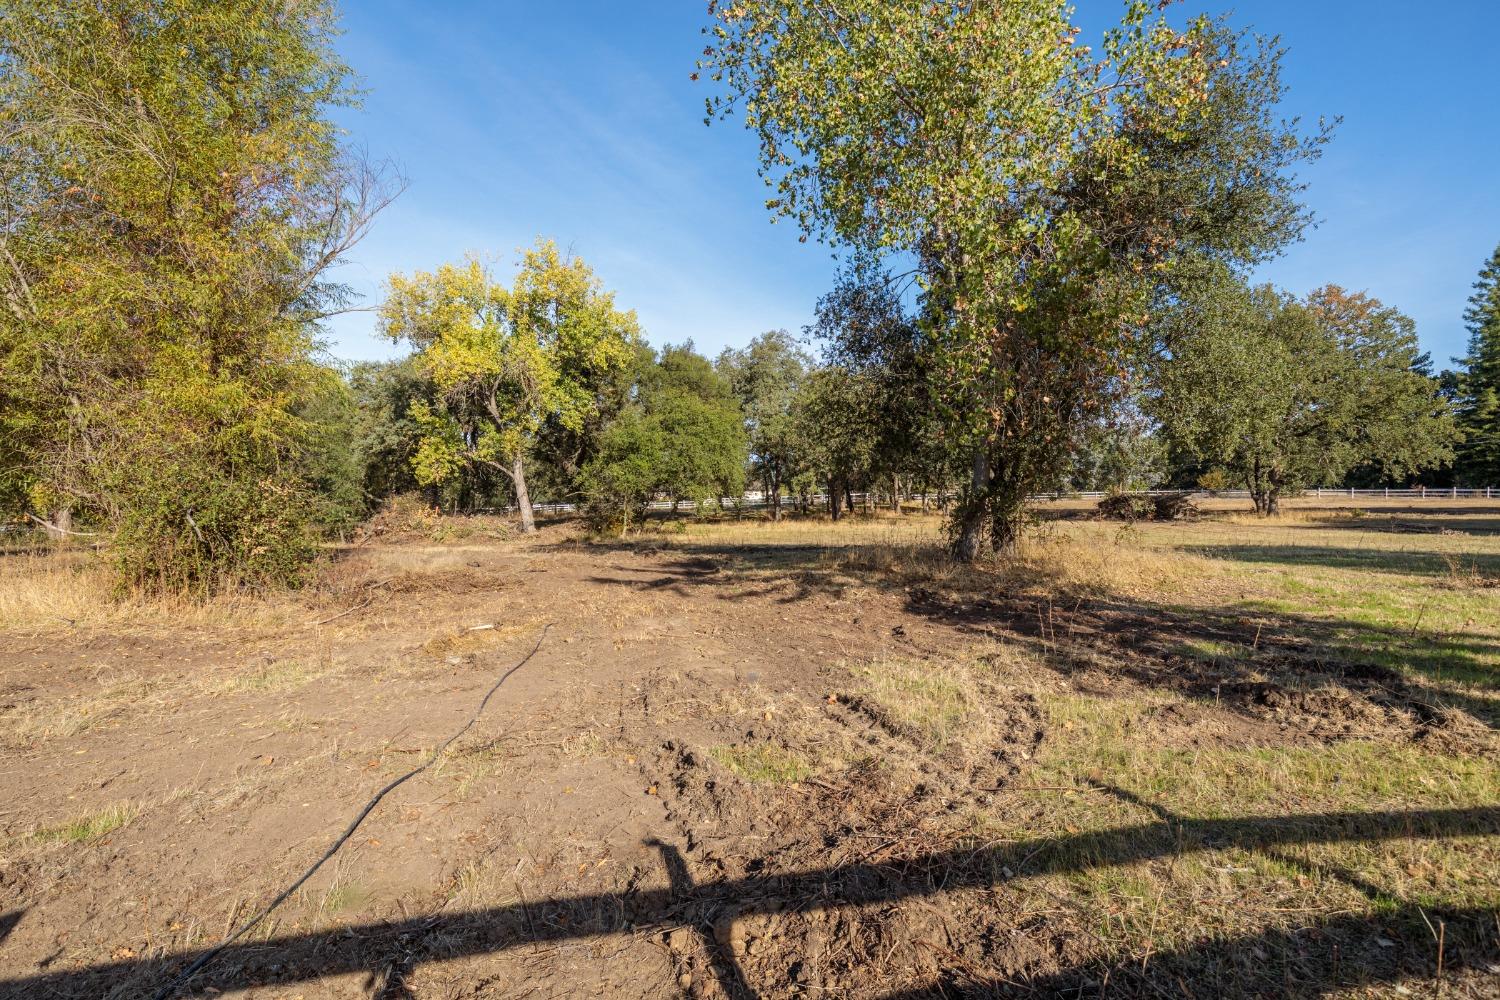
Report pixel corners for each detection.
[2,0,1495,595]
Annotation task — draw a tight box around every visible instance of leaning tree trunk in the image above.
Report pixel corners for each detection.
[511,454,536,533]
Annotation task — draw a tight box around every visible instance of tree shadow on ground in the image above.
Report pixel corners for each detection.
[1188,543,1500,579]
[570,537,1498,733]
[1310,514,1500,537]
[2,805,1494,999]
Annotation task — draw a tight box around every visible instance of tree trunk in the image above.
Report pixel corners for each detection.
[951,448,991,562]
[43,507,73,541]
[512,454,536,533]
[991,503,1023,556]
[829,478,843,521]
[890,474,900,512]
[769,473,781,522]
[845,486,855,514]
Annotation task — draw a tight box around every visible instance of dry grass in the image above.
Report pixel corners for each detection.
[845,643,1499,993]
[846,648,1031,759]
[0,549,312,634]
[667,509,1500,691]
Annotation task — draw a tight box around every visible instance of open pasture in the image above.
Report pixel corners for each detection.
[0,505,1496,999]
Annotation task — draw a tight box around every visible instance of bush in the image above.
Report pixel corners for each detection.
[357,493,443,542]
[1096,493,1156,521]
[112,468,319,595]
[579,409,660,534]
[1197,468,1233,495]
[1096,492,1200,522]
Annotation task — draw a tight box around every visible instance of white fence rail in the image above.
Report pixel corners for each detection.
[1031,487,1497,501]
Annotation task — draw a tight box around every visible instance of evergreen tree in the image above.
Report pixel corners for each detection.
[1452,243,1500,485]
[579,344,748,531]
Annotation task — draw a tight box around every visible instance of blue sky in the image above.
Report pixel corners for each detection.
[324,1,1499,369]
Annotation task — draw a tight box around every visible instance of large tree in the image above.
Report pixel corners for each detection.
[639,344,749,508]
[1449,243,1500,485]
[703,1,1329,557]
[800,263,939,518]
[0,0,395,588]
[580,345,749,530]
[1153,272,1456,514]
[380,242,642,533]
[717,330,810,521]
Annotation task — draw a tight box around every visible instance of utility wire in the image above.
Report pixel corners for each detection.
[152,623,553,1000]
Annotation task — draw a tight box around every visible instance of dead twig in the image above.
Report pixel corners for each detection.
[305,597,373,628]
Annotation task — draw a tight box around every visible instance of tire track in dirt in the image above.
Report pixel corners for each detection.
[636,667,1050,999]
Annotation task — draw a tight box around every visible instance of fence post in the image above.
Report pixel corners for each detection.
[1421,486,1426,499]
[1384,487,1389,498]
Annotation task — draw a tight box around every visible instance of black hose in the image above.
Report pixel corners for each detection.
[152,623,552,1000]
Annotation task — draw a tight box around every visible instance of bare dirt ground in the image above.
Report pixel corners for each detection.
[1,507,1496,999]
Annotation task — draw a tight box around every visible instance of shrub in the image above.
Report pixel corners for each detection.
[1197,468,1233,495]
[579,410,660,534]
[112,468,319,595]
[1096,492,1200,522]
[1096,493,1156,521]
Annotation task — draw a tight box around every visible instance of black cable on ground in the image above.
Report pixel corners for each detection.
[152,623,553,1000]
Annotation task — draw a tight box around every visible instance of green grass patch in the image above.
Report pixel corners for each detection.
[1035,694,1498,816]
[34,802,139,843]
[709,743,814,784]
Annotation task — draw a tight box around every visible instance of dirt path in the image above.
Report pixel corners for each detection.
[0,532,974,998]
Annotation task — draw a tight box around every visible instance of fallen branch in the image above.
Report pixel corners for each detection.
[305,597,373,628]
[26,513,98,537]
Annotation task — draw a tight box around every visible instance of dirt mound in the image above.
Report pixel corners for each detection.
[1176,664,1498,755]
[355,494,514,545]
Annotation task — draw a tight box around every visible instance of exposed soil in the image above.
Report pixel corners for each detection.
[0,523,1493,999]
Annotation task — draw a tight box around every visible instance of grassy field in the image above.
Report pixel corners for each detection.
[0,501,1494,998]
